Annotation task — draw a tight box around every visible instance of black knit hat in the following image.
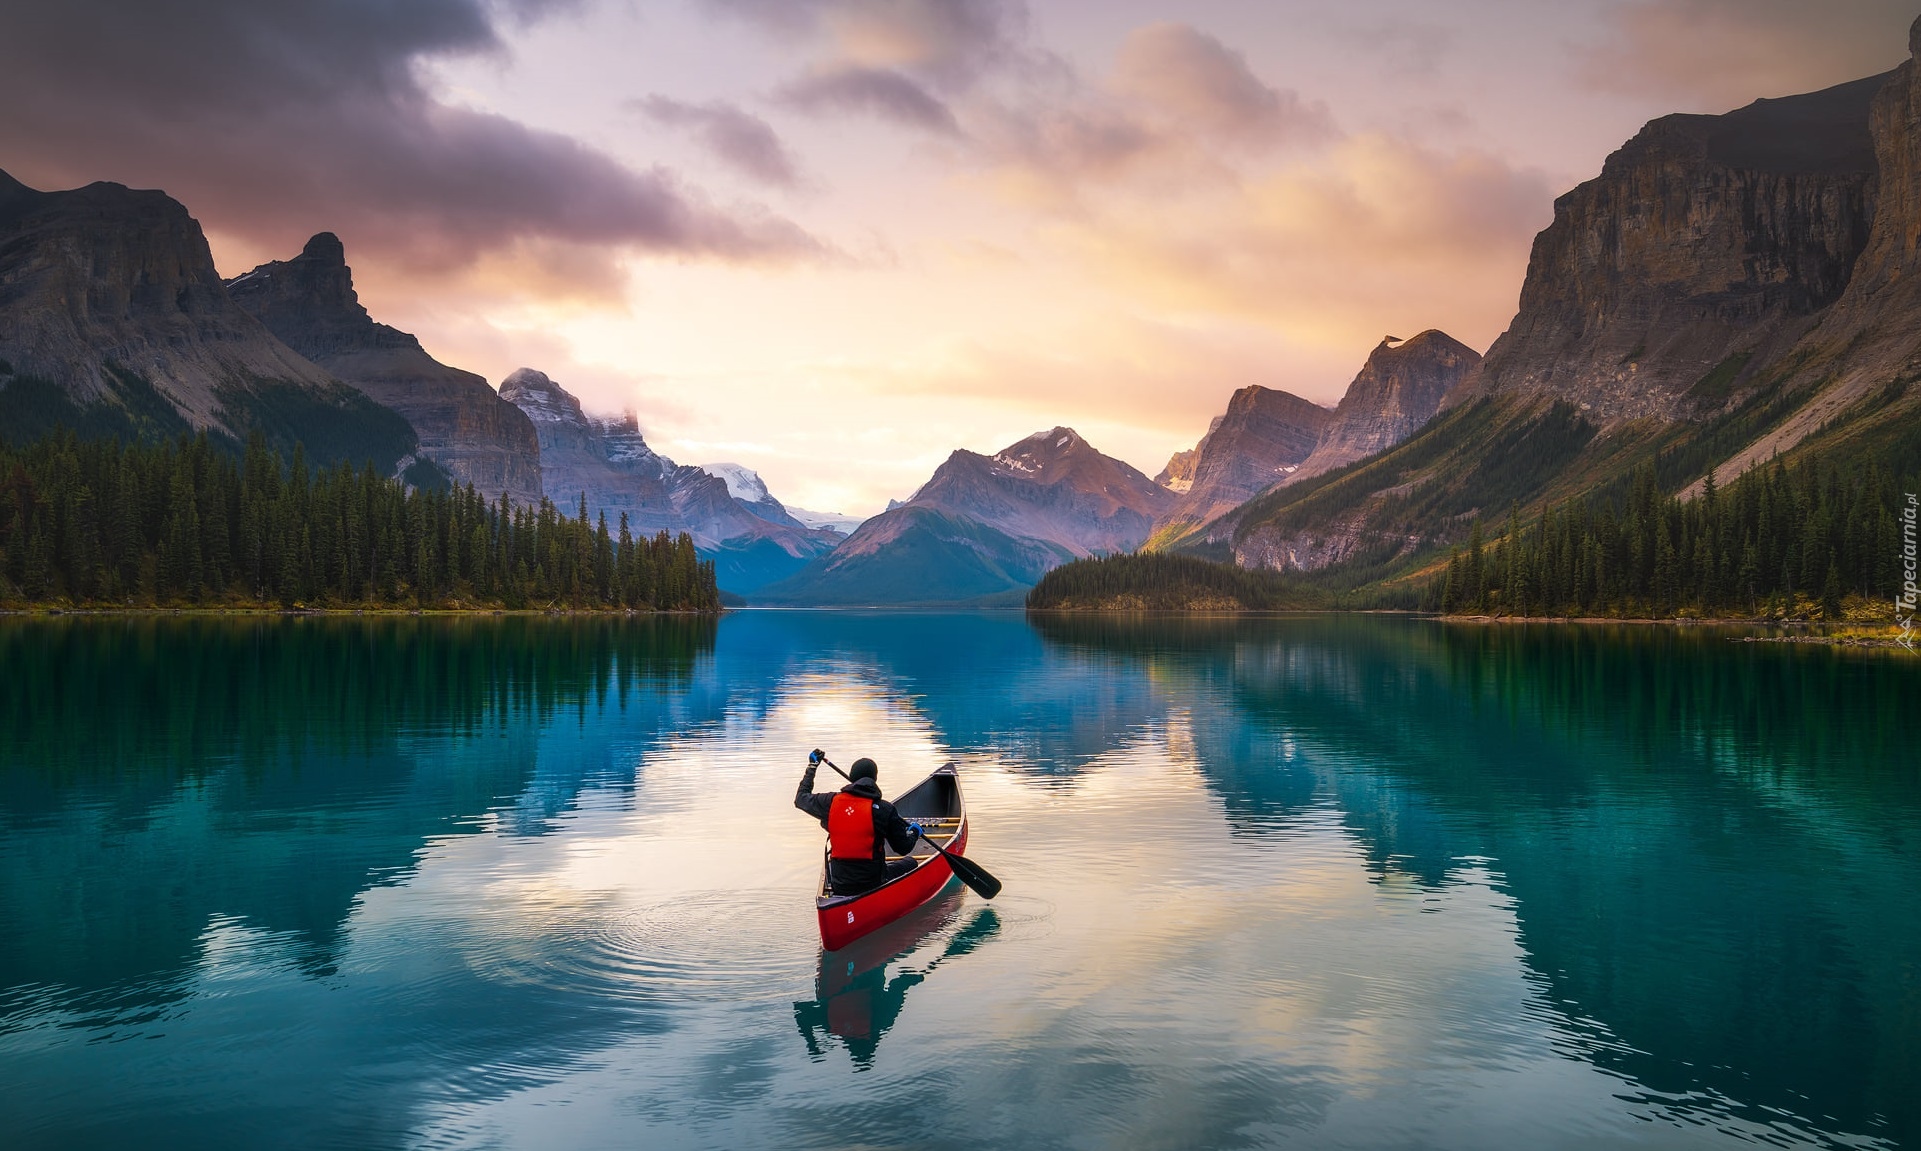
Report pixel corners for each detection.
[849,757,878,781]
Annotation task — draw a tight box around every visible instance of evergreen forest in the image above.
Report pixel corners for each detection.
[0,429,721,611]
[1026,552,1321,611]
[1426,458,1910,620]
[1030,452,1912,622]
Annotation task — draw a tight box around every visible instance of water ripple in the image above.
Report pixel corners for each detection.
[479,891,818,1006]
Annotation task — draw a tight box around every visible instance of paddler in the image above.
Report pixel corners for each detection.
[795,750,923,896]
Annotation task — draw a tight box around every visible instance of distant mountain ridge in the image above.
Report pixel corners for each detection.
[1150,330,1479,549]
[228,234,544,507]
[500,368,838,592]
[759,427,1171,605]
[1296,331,1482,480]
[1154,387,1331,536]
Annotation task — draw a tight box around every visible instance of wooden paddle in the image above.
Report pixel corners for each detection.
[816,754,1003,900]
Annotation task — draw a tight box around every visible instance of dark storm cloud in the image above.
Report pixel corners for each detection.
[633,97,804,188]
[0,0,823,272]
[779,68,964,135]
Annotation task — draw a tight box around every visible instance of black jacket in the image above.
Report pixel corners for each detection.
[795,770,919,894]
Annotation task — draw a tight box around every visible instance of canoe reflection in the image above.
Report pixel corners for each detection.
[794,886,1001,1068]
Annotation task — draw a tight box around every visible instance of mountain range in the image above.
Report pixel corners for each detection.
[0,170,419,475]
[8,16,1921,609]
[227,233,543,508]
[498,367,840,593]
[0,168,844,594]
[758,428,1173,605]
[1148,330,1481,551]
[0,166,1463,607]
[1176,31,1921,584]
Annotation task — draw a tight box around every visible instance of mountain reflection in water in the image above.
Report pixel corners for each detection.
[0,612,1913,1150]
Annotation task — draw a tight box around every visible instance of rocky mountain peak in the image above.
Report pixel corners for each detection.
[498,367,834,589]
[500,367,586,424]
[1287,329,1480,484]
[226,231,371,350]
[704,462,773,504]
[992,426,1092,476]
[0,169,363,435]
[228,237,542,505]
[907,426,1173,554]
[1451,71,1889,422]
[301,231,346,263]
[1152,386,1332,534]
[598,411,669,475]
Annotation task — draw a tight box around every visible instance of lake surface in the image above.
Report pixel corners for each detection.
[2,613,1917,1150]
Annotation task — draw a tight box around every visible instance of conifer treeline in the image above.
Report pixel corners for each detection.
[1026,552,1318,610]
[1426,457,1909,619]
[0,430,720,611]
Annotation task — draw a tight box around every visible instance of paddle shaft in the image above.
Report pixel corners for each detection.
[814,755,1002,900]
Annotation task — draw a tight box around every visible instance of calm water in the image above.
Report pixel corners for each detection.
[2,613,1917,1150]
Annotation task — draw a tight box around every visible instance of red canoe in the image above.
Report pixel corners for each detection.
[816,764,970,951]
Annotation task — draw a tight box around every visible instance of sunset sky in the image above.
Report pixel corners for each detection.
[2,0,1915,514]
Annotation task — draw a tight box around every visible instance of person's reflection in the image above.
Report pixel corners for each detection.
[794,894,1001,1069]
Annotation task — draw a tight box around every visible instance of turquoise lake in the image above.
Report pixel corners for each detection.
[1,613,1916,1150]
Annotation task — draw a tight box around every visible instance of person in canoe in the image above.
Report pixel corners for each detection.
[795,750,923,896]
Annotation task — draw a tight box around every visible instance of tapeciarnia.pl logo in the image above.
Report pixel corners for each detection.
[1899,492,1917,652]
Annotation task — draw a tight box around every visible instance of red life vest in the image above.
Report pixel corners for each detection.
[828,793,879,860]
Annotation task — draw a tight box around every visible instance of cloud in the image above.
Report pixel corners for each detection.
[704,0,1028,89]
[1054,133,1552,353]
[1111,23,1336,147]
[632,96,803,187]
[0,0,825,292]
[1580,0,1914,108]
[779,66,963,134]
[961,22,1338,214]
[706,0,1039,140]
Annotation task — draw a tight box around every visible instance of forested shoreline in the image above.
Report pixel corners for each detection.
[1026,553,1324,611]
[1030,455,1911,626]
[0,429,721,611]
[1426,459,1908,621]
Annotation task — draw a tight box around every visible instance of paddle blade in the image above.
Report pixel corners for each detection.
[944,851,1002,900]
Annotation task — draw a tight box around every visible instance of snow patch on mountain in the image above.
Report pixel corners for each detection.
[787,507,868,535]
[701,462,772,504]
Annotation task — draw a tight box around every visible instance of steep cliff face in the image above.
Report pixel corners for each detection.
[1693,27,1921,480]
[1208,32,1921,582]
[0,170,415,469]
[1154,447,1200,493]
[501,367,686,529]
[760,427,1170,604]
[228,235,543,507]
[1153,387,1331,537]
[1294,332,1481,481]
[1455,74,1888,422]
[500,368,838,591]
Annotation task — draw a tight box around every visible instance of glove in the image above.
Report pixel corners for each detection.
[808,748,824,766]
[906,822,924,839]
